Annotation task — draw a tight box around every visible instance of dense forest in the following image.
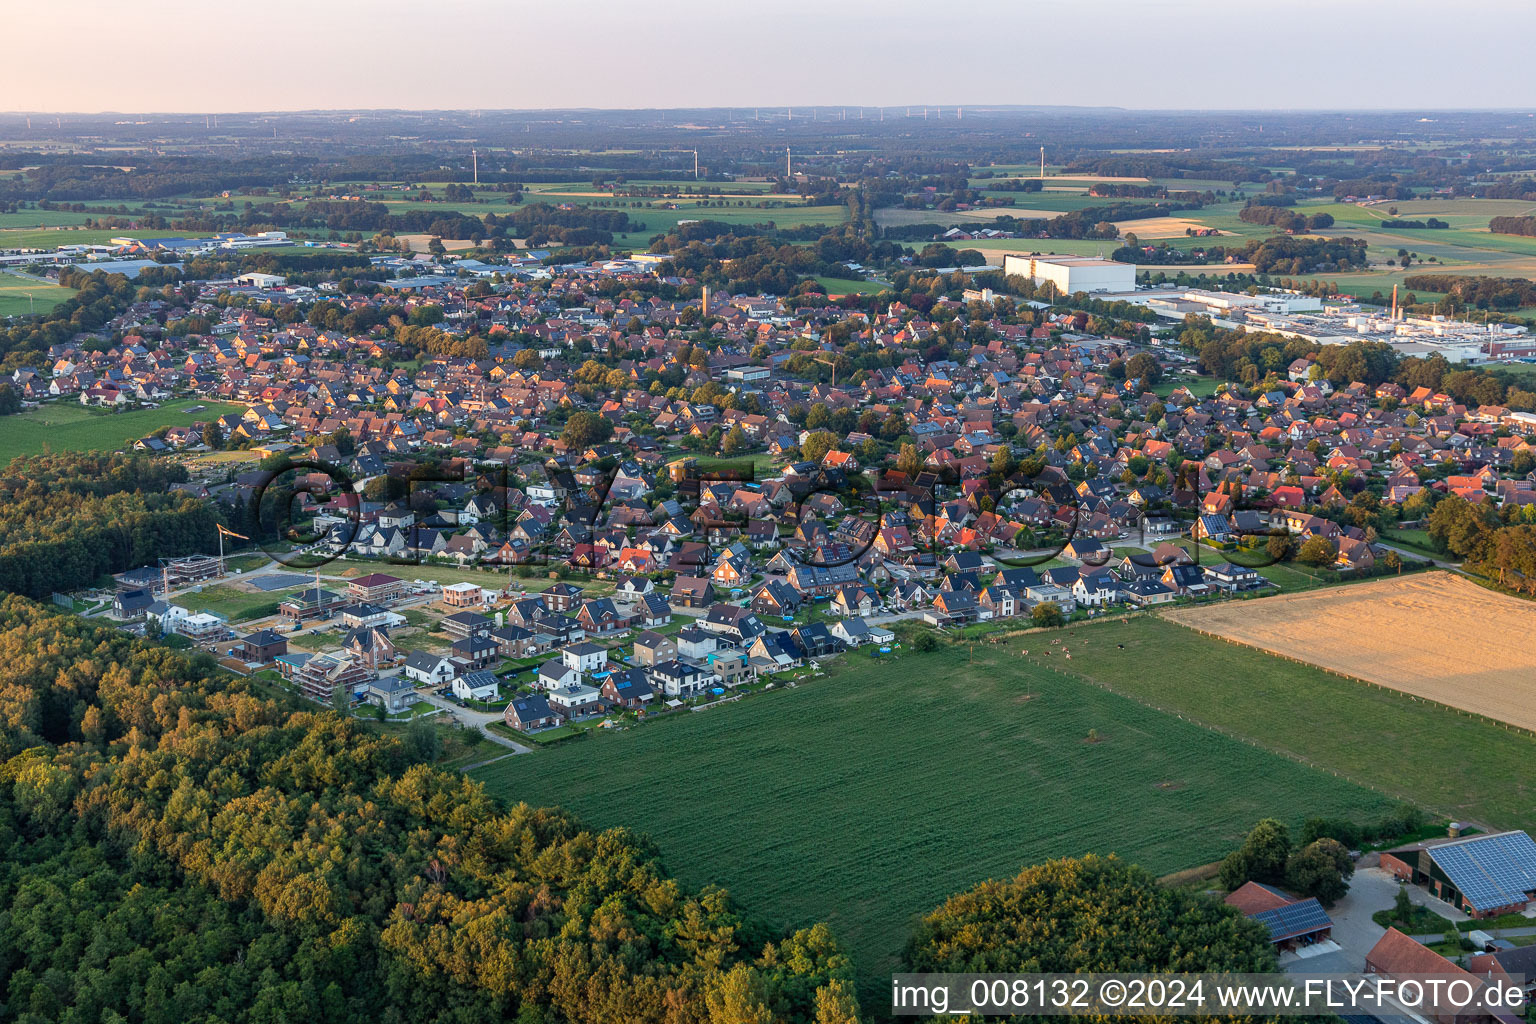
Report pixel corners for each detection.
[0,597,864,1024]
[0,453,221,599]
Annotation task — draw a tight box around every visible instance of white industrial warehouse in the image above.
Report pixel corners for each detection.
[1002,254,1136,294]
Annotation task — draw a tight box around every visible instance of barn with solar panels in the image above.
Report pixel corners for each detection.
[1223,881,1334,952]
[1380,831,1536,919]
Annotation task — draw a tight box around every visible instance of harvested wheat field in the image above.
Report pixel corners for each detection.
[1113,216,1218,237]
[1164,572,1536,732]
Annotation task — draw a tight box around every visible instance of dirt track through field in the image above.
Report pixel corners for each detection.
[1163,572,1536,732]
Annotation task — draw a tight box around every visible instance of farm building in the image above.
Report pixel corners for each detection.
[1223,881,1333,952]
[1379,830,1536,919]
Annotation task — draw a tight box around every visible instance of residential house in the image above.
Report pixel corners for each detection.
[403,651,458,686]
[504,695,559,732]
[452,670,501,702]
[648,658,709,698]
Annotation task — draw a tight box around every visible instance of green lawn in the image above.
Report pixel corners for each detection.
[0,398,246,464]
[1383,528,1440,557]
[328,556,614,596]
[0,271,76,318]
[177,584,284,623]
[1155,373,1225,398]
[814,276,886,295]
[473,632,1395,1005]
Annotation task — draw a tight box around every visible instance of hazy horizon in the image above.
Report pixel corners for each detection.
[6,0,1535,114]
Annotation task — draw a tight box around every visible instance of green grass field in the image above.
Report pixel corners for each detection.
[0,227,184,251]
[177,583,285,622]
[325,556,614,597]
[473,630,1396,1003]
[814,275,886,295]
[0,271,76,317]
[0,398,246,464]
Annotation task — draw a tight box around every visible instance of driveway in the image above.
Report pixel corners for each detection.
[410,685,532,753]
[1326,864,1472,968]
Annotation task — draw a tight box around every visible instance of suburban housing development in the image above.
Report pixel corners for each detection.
[4,86,1536,1024]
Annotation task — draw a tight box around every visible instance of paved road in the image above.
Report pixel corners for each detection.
[409,685,532,753]
[1375,542,1460,571]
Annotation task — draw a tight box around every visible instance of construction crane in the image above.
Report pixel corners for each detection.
[216,523,249,577]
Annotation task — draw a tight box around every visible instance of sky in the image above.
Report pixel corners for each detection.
[6,0,1535,113]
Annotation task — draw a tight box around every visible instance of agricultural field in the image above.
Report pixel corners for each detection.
[473,637,1395,1003]
[1164,572,1536,733]
[0,270,76,317]
[1045,614,1536,833]
[0,208,97,230]
[0,398,246,464]
[1114,216,1224,238]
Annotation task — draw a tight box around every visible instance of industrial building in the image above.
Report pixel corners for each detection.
[1001,254,1136,295]
[1113,285,1534,365]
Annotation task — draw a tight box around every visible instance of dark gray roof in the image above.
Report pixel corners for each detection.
[1249,898,1332,943]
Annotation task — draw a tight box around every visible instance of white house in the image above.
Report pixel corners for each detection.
[452,670,501,702]
[560,641,608,674]
[403,651,457,686]
[536,658,579,691]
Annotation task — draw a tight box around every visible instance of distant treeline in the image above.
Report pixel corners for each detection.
[1470,178,1536,201]
[1114,235,1366,274]
[1088,183,1215,202]
[1379,218,1448,229]
[1489,215,1536,237]
[984,178,1044,192]
[1238,204,1335,232]
[1062,155,1247,184]
[1402,274,1536,310]
[148,200,637,245]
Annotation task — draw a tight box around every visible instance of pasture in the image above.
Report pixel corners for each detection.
[473,635,1395,1003]
[1163,572,1536,733]
[0,398,245,464]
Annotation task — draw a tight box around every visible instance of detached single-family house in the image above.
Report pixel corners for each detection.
[366,675,421,714]
[537,658,580,691]
[504,694,558,732]
[648,658,709,698]
[403,651,457,686]
[452,670,501,702]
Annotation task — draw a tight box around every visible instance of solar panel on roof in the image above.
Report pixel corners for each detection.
[1429,832,1536,912]
[1250,898,1332,942]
